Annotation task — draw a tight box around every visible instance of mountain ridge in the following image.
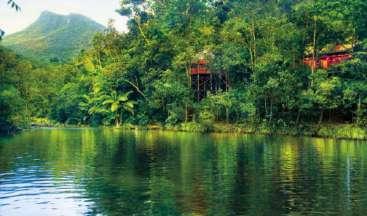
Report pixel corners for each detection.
[2,11,105,62]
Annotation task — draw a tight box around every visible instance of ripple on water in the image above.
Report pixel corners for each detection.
[2,129,367,215]
[0,169,94,216]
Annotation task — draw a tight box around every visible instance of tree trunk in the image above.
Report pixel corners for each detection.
[357,94,362,124]
[296,109,301,125]
[318,109,324,126]
[122,78,147,100]
[269,98,273,122]
[352,27,357,53]
[226,108,229,123]
[116,112,122,127]
[264,98,268,119]
[226,71,230,91]
[312,15,317,74]
[185,103,188,123]
[197,73,200,102]
[134,14,149,44]
[251,20,257,69]
[115,118,120,127]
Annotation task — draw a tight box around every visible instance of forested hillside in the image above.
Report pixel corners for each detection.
[0,47,61,133]
[1,0,367,136]
[2,11,105,62]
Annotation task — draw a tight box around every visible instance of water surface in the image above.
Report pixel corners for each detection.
[1,128,367,215]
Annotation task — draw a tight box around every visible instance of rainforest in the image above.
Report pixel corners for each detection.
[1,0,367,139]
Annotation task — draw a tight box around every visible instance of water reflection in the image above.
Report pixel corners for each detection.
[0,129,367,215]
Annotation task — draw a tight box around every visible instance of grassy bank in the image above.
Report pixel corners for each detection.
[126,122,367,140]
[24,117,367,140]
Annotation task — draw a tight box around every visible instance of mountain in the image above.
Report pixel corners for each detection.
[2,11,105,62]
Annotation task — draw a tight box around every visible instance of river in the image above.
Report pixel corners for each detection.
[0,128,367,215]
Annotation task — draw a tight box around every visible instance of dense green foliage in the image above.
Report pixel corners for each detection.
[2,11,105,62]
[1,0,367,134]
[0,47,61,132]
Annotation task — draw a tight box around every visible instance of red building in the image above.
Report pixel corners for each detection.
[191,59,209,75]
[319,52,352,69]
[304,49,352,70]
[190,59,228,101]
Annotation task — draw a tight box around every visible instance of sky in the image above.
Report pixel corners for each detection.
[0,0,128,34]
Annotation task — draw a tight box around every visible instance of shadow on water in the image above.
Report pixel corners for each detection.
[1,128,367,215]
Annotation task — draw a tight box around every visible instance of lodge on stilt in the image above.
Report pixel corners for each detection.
[189,46,353,101]
[303,45,353,70]
[190,59,229,101]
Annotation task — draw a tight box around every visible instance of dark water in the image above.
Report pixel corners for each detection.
[1,129,367,216]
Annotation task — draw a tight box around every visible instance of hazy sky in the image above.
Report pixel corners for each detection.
[1,0,128,34]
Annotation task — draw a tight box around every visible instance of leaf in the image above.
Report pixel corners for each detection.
[0,29,4,40]
[7,0,20,11]
[124,101,135,113]
[102,99,115,105]
[82,95,91,102]
[116,8,132,17]
[111,102,119,112]
[118,91,132,102]
[118,95,128,102]
[89,106,108,115]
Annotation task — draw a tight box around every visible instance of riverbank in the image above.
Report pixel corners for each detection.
[127,122,367,140]
[13,117,367,140]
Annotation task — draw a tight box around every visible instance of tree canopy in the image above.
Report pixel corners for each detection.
[1,0,367,133]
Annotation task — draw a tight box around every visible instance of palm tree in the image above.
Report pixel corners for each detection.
[79,94,108,123]
[102,91,135,127]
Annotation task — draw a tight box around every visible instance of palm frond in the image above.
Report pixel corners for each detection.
[111,102,119,112]
[102,99,115,105]
[82,94,91,102]
[124,101,135,113]
[89,106,108,115]
[118,91,132,102]
[7,0,21,11]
